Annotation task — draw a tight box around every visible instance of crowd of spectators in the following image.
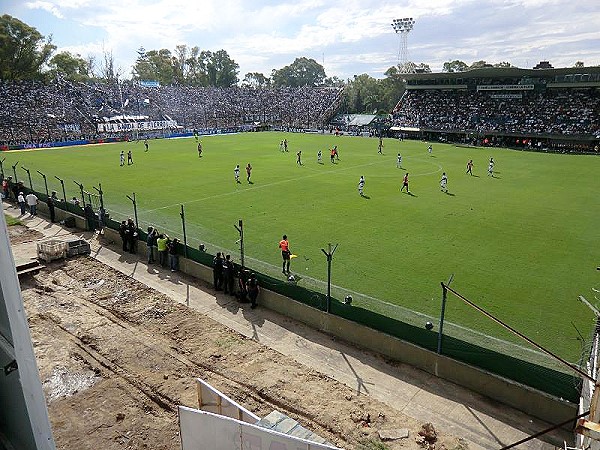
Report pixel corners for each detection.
[393,88,600,137]
[0,79,343,147]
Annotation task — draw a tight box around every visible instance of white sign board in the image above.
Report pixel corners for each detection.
[196,378,260,424]
[179,407,342,450]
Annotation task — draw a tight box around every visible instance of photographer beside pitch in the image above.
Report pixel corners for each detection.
[279,234,292,275]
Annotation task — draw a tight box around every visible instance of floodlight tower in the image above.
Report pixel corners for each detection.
[391,18,415,71]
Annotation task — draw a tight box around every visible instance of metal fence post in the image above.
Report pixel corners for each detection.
[36,170,48,196]
[180,204,188,258]
[437,274,454,355]
[321,243,338,313]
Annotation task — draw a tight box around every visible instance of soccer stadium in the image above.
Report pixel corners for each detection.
[2,7,600,450]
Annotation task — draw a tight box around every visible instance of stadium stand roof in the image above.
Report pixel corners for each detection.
[341,114,376,126]
[402,66,600,81]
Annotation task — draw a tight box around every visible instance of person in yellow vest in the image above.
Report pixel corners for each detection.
[157,234,170,267]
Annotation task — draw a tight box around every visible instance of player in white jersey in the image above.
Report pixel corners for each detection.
[487,158,494,177]
[317,150,322,163]
[358,176,365,196]
[440,172,448,192]
[120,150,125,166]
[428,144,432,155]
[234,165,241,183]
[397,153,402,168]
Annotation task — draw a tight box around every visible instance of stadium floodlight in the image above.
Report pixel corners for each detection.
[391,17,415,70]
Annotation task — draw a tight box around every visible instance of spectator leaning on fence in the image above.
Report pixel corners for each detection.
[146,227,157,264]
[213,252,223,291]
[168,238,179,272]
[247,273,260,309]
[119,221,128,251]
[47,191,58,223]
[126,218,137,254]
[156,234,169,267]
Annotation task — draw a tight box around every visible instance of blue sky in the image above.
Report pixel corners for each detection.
[4,0,600,81]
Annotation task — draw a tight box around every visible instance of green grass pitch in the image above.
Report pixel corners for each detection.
[3,132,599,363]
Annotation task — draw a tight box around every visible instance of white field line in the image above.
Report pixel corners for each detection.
[107,152,545,358]
[144,155,442,213]
[228,255,554,359]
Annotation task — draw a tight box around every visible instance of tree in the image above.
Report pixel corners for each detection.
[396,61,431,74]
[242,72,270,88]
[469,60,493,70]
[414,62,432,73]
[173,44,189,85]
[493,61,513,68]
[185,46,208,86]
[133,46,238,87]
[323,75,345,87]
[48,51,90,81]
[271,57,326,87]
[574,61,585,68]
[381,66,406,111]
[344,74,382,113]
[0,14,55,80]
[132,49,174,85]
[443,60,469,73]
[206,49,239,87]
[99,48,122,82]
[85,55,97,79]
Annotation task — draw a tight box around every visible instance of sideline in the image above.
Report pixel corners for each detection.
[3,202,569,449]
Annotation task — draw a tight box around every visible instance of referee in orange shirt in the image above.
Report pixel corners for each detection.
[279,234,291,275]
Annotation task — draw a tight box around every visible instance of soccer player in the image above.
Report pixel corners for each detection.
[466,159,474,175]
[317,150,322,163]
[234,164,240,183]
[397,153,402,168]
[401,173,409,193]
[487,158,494,177]
[440,172,448,193]
[334,145,339,160]
[330,148,335,163]
[144,138,149,152]
[197,141,203,157]
[127,149,133,165]
[358,176,365,196]
[378,137,383,154]
[120,150,125,166]
[283,139,288,152]
[279,234,291,274]
[428,144,432,155]
[296,150,302,165]
[246,163,252,183]
[279,140,284,152]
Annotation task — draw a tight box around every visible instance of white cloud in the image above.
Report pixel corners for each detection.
[11,0,600,79]
[25,1,64,19]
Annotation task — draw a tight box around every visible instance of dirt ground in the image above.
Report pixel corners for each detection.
[10,224,468,450]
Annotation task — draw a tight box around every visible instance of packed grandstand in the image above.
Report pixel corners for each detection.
[392,66,600,151]
[0,80,343,147]
[1,66,599,151]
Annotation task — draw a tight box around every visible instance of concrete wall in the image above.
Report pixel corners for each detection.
[91,224,579,425]
[35,202,87,230]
